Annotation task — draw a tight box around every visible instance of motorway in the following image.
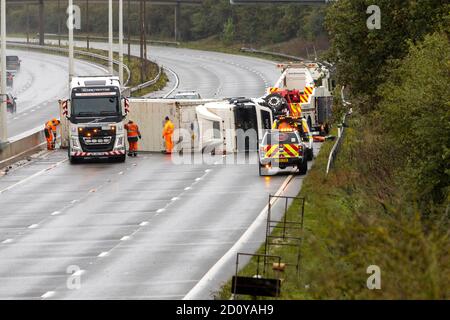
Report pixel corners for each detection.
[6,49,108,138]
[0,42,314,299]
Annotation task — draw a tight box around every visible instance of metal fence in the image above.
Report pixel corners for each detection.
[326,86,351,175]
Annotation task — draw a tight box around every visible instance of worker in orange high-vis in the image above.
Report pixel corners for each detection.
[44,118,60,150]
[162,116,174,154]
[124,120,141,157]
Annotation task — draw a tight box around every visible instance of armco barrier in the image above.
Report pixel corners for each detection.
[0,128,46,169]
[326,87,352,175]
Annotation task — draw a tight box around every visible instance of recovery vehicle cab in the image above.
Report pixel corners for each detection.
[272,115,314,161]
[258,129,308,176]
[266,62,333,135]
[64,76,128,163]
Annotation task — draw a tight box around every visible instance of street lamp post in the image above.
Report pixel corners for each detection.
[0,0,7,146]
[108,0,113,74]
[119,0,124,85]
[68,0,74,83]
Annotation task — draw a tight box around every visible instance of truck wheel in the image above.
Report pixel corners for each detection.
[69,154,78,164]
[68,145,78,164]
[298,157,308,175]
[117,155,126,163]
[265,93,287,113]
[307,147,314,161]
[259,164,268,176]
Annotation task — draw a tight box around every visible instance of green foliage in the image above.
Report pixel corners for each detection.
[325,0,450,109]
[6,1,327,46]
[222,17,235,45]
[379,32,450,207]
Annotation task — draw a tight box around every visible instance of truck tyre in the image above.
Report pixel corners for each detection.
[259,164,268,176]
[265,93,287,113]
[307,147,314,161]
[298,157,308,175]
[69,154,78,164]
[117,154,126,163]
[68,144,78,164]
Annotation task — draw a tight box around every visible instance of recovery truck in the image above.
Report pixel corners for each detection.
[63,76,128,163]
[265,62,333,135]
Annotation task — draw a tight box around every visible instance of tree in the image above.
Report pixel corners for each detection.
[379,31,450,207]
[222,18,235,45]
[325,0,450,111]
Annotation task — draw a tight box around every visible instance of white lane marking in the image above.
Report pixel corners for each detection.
[163,66,180,98]
[71,200,79,204]
[195,178,202,182]
[120,236,131,241]
[0,158,67,194]
[51,211,61,216]
[184,187,191,191]
[98,252,109,258]
[28,224,39,229]
[139,221,149,226]
[171,197,179,201]
[41,291,55,299]
[73,269,85,277]
[2,238,13,244]
[156,208,165,213]
[118,171,124,175]
[183,174,295,300]
[205,169,211,173]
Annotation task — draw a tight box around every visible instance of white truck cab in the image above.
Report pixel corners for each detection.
[65,76,128,163]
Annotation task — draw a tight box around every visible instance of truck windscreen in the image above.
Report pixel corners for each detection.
[71,96,119,117]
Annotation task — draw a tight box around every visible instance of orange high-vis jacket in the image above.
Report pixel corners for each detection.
[162,120,174,138]
[125,123,140,138]
[45,119,60,132]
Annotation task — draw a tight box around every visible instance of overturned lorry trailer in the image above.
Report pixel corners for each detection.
[270,62,334,133]
[127,97,273,154]
[60,98,272,154]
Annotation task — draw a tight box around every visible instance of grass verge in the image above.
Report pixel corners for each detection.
[216,114,449,299]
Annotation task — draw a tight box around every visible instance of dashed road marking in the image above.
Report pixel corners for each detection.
[41,291,55,299]
[98,252,109,258]
[28,224,39,229]
[120,236,131,241]
[2,239,13,244]
[139,221,149,226]
[51,211,60,216]
[156,208,166,213]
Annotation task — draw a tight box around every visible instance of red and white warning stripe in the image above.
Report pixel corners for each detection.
[61,100,69,116]
[124,98,130,114]
[72,150,125,157]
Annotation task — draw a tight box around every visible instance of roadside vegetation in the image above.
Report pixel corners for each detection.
[218,0,449,299]
[6,0,328,59]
